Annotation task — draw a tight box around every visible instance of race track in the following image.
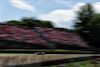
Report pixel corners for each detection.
[0,54,94,67]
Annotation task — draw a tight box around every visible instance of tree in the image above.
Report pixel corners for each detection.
[20,17,36,28]
[86,14,100,47]
[40,21,53,28]
[20,17,54,28]
[6,17,54,28]
[7,20,25,26]
[74,3,96,47]
[74,3,94,29]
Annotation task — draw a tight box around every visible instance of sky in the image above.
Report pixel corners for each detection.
[0,0,100,29]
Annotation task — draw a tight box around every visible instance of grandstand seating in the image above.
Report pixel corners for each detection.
[0,24,48,45]
[36,27,89,47]
[0,24,89,48]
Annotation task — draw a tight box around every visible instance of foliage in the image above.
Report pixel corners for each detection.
[74,3,100,48]
[74,3,94,30]
[86,14,100,47]
[6,17,54,28]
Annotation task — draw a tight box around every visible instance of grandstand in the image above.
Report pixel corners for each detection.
[0,23,95,51]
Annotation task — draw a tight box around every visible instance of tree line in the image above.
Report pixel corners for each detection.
[5,17,54,28]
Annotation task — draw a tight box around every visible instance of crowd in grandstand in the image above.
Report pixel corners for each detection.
[0,24,48,45]
[35,27,89,47]
[0,24,89,47]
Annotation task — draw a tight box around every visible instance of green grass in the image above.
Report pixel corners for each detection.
[0,49,93,54]
[0,49,93,53]
[44,60,95,67]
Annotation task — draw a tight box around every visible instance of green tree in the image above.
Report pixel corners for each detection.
[86,14,100,47]
[20,17,54,28]
[74,3,96,47]
[6,17,54,28]
[7,20,25,26]
[20,17,36,28]
[74,3,94,29]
